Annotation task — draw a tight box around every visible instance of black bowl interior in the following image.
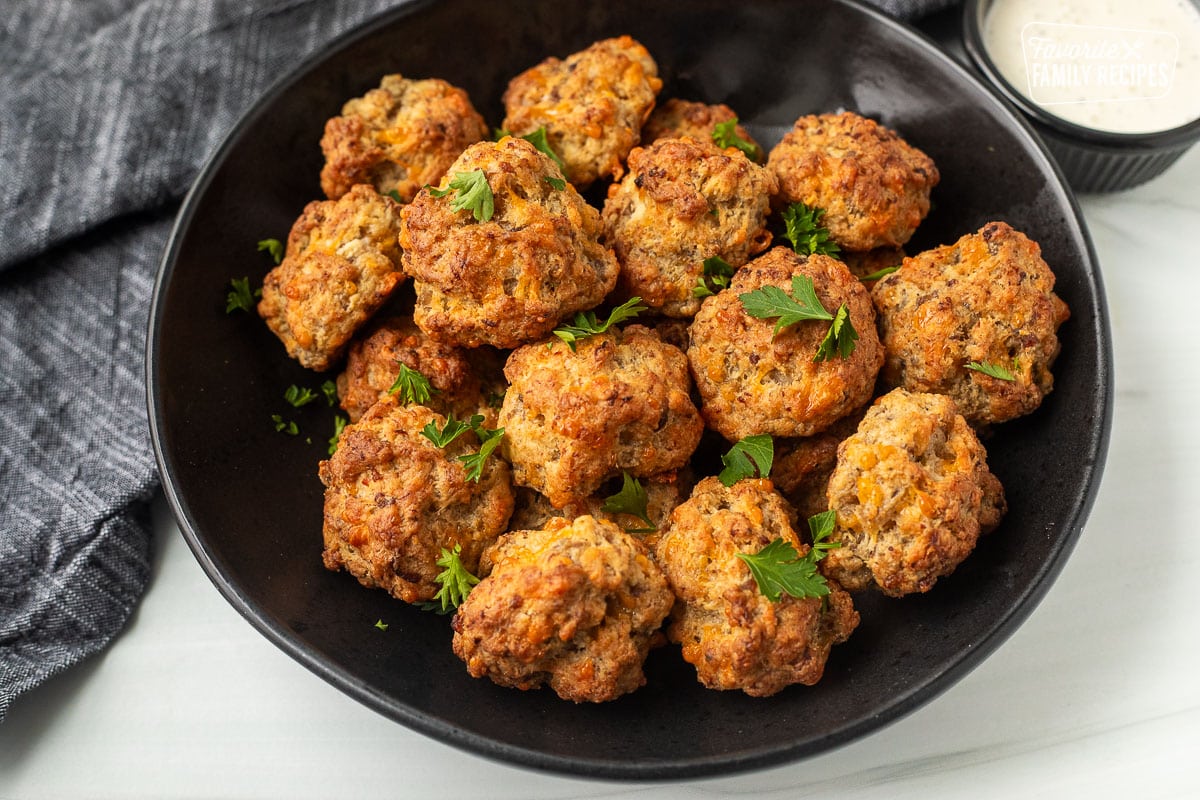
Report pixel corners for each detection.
[148,0,1111,780]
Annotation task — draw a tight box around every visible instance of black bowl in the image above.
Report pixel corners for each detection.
[148,0,1112,780]
[963,0,1200,193]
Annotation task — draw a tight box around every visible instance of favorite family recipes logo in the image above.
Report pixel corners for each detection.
[1020,22,1179,105]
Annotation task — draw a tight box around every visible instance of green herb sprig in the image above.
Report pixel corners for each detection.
[422,544,480,614]
[966,360,1017,381]
[600,472,656,533]
[781,203,840,258]
[711,118,760,161]
[718,434,774,487]
[551,297,646,351]
[693,255,736,299]
[257,238,284,264]
[225,277,261,314]
[284,385,319,408]
[429,169,494,222]
[389,363,436,406]
[736,510,840,602]
[327,414,347,455]
[738,274,859,360]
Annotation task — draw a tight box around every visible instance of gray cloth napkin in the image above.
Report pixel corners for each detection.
[0,0,955,722]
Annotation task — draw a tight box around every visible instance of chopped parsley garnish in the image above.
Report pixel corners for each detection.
[271,414,298,436]
[692,255,736,298]
[858,265,900,282]
[711,117,760,161]
[374,619,389,632]
[389,362,436,406]
[321,380,338,407]
[485,389,506,409]
[284,384,319,408]
[327,414,347,455]
[718,434,774,486]
[600,472,656,533]
[429,169,494,222]
[225,277,261,314]
[458,424,505,482]
[257,238,284,265]
[739,274,859,359]
[423,544,480,614]
[520,126,567,171]
[966,360,1017,381]
[736,510,841,602]
[551,297,647,351]
[781,202,841,258]
[420,413,477,449]
[543,175,566,191]
[385,189,404,203]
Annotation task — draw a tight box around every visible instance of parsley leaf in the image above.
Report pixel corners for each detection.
[420,413,479,449]
[543,175,566,191]
[736,538,827,602]
[781,203,841,258]
[374,619,389,632]
[858,265,900,282]
[519,126,567,171]
[492,127,512,141]
[458,424,504,482]
[966,360,1017,381]
[389,362,436,406]
[739,274,833,335]
[429,169,494,222]
[693,255,736,298]
[600,472,656,532]
[385,189,404,203]
[321,380,338,407]
[327,414,347,455]
[718,434,774,486]
[806,510,840,558]
[257,238,284,265]
[814,303,859,362]
[552,297,647,351]
[711,117,760,161]
[284,384,319,408]
[225,277,261,314]
[271,414,298,436]
[423,544,480,614]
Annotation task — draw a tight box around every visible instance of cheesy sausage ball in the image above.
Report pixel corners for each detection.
[641,98,764,162]
[258,184,405,371]
[654,477,859,697]
[400,137,619,348]
[499,324,703,508]
[452,515,673,703]
[872,221,1071,426]
[602,137,777,318]
[319,74,488,202]
[319,397,514,603]
[501,36,662,188]
[687,247,884,440]
[823,389,1006,597]
[335,314,506,425]
[767,111,939,251]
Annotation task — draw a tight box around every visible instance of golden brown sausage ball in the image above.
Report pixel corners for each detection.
[772,406,868,520]
[823,389,1005,597]
[335,314,503,425]
[872,221,1071,427]
[654,477,859,697]
[319,397,514,603]
[499,324,703,509]
[258,184,405,371]
[501,36,662,188]
[687,247,884,440]
[400,137,620,348]
[451,515,674,703]
[319,74,488,202]
[641,99,764,162]
[767,111,939,251]
[602,137,777,318]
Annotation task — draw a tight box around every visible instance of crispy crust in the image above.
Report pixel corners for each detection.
[767,111,938,251]
[502,35,662,187]
[872,221,1071,426]
[319,74,488,201]
[257,184,405,371]
[602,137,777,318]
[654,477,859,696]
[452,515,674,703]
[641,99,764,162]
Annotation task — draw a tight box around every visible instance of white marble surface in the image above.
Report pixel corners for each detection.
[3,144,1199,798]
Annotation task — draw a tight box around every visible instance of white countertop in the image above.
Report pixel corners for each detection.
[2,146,1198,798]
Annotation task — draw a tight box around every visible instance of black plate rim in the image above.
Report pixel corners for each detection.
[146,0,1113,781]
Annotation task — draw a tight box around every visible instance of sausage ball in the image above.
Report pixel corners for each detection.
[336,314,503,425]
[872,221,1071,426]
[823,389,1006,597]
[400,137,620,348]
[452,515,674,703]
[319,397,514,603]
[654,477,859,697]
[767,111,939,251]
[499,324,703,508]
[602,137,777,318]
[501,36,662,188]
[319,74,488,202]
[687,247,884,440]
[641,98,764,162]
[258,184,405,371]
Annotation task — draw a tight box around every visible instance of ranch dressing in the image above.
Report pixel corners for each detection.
[983,0,1200,133]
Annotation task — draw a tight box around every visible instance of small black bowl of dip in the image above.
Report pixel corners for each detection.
[963,0,1200,192]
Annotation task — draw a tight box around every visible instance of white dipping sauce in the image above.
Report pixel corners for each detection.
[983,0,1200,134]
